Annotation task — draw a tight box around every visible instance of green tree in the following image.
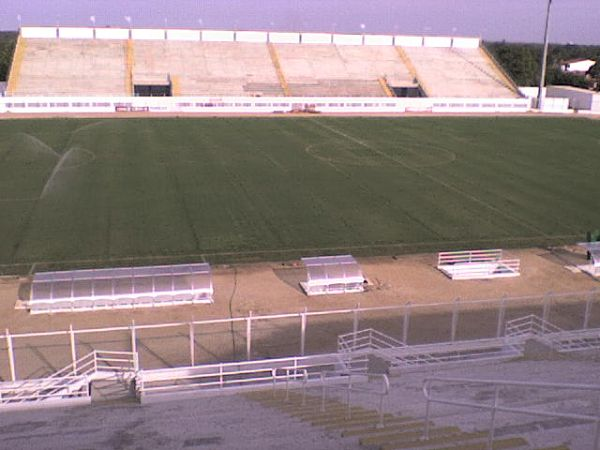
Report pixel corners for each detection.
[588,61,600,90]
[0,32,17,82]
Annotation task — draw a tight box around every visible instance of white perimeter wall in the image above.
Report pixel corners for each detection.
[58,27,94,39]
[0,95,532,115]
[166,29,200,41]
[96,28,129,40]
[20,26,481,49]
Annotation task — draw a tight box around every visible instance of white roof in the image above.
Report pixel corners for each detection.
[301,255,364,286]
[31,263,212,303]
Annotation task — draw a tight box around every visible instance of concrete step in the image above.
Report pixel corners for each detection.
[323,416,415,432]
[308,411,396,427]
[427,436,529,450]
[342,420,430,437]
[359,426,461,446]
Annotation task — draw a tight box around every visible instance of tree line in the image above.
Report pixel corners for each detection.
[485,41,600,89]
[0,32,17,82]
[0,31,598,90]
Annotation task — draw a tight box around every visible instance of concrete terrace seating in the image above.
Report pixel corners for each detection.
[133,41,283,97]
[16,38,127,96]
[275,44,412,97]
[402,46,519,98]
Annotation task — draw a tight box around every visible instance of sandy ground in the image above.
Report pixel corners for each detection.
[0,247,598,381]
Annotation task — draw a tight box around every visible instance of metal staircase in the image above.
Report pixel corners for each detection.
[0,350,138,410]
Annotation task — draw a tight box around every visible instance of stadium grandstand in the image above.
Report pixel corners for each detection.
[0,25,535,115]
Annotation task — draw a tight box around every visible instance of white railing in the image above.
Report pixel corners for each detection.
[338,329,519,370]
[437,249,520,280]
[1,289,598,382]
[422,376,600,450]
[136,353,368,400]
[338,328,406,353]
[0,350,138,408]
[438,249,503,266]
[0,375,90,406]
[505,314,600,353]
[319,372,390,428]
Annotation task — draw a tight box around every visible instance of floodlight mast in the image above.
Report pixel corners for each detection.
[536,0,553,110]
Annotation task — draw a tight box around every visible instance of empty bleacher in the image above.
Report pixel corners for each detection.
[15,38,127,96]
[132,40,283,97]
[275,44,414,97]
[402,46,519,98]
[9,29,522,100]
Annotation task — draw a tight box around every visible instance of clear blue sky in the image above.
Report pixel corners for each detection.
[1,0,599,44]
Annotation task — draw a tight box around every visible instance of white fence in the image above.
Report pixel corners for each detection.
[0,289,598,383]
[21,26,479,49]
[437,249,521,280]
[0,95,532,115]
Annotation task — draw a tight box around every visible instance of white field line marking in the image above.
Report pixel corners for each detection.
[310,119,550,238]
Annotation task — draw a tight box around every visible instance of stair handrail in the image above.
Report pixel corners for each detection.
[422,376,600,450]
[319,371,390,428]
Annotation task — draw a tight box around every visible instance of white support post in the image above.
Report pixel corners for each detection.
[130,320,137,354]
[353,304,359,351]
[584,293,594,330]
[69,324,77,374]
[487,386,500,450]
[403,302,411,344]
[496,296,507,338]
[6,329,16,382]
[300,308,307,356]
[189,321,195,366]
[451,299,460,342]
[542,292,551,327]
[246,311,253,361]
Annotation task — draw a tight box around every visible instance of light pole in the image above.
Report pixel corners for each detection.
[17,14,21,30]
[536,0,553,111]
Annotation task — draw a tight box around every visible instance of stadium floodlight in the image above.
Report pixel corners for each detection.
[536,0,553,110]
[90,16,96,26]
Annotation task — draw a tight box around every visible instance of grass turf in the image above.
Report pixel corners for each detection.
[0,116,599,274]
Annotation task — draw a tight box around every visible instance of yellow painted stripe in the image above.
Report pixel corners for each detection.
[268,42,291,96]
[395,46,431,97]
[6,35,26,96]
[378,77,395,97]
[125,39,134,95]
[170,75,181,96]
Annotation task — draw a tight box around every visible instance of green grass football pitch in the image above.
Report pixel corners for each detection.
[0,116,599,274]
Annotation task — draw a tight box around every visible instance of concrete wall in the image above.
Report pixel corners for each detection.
[20,26,481,49]
[268,32,300,44]
[131,29,166,40]
[166,29,200,41]
[0,95,532,115]
[58,27,95,39]
[547,86,600,112]
[21,27,57,39]
[96,28,129,40]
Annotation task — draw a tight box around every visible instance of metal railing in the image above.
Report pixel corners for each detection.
[505,315,600,352]
[0,350,138,407]
[2,288,599,382]
[136,352,368,399]
[319,371,390,428]
[423,376,600,450]
[338,328,406,353]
